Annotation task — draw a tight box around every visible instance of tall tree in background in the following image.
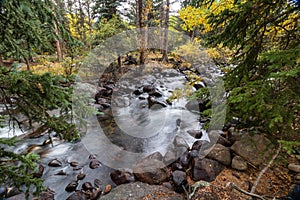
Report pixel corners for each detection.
[92,0,125,20]
[65,0,94,48]
[161,0,169,62]
[138,0,146,64]
[126,0,164,27]
[51,0,63,61]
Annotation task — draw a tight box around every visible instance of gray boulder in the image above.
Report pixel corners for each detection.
[207,144,231,166]
[231,134,274,167]
[99,182,184,200]
[191,158,224,182]
[231,155,248,171]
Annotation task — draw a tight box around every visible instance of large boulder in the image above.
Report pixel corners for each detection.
[231,134,275,167]
[133,157,169,185]
[74,82,98,99]
[172,170,188,193]
[99,182,184,200]
[231,155,248,171]
[191,158,224,182]
[110,170,135,185]
[185,99,208,113]
[207,144,231,166]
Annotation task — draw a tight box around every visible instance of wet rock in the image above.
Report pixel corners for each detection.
[95,97,108,105]
[148,90,163,97]
[207,144,231,166]
[104,184,112,194]
[104,84,114,91]
[100,102,111,109]
[178,151,191,170]
[143,85,155,93]
[39,188,55,200]
[55,170,67,176]
[191,158,224,182]
[110,170,135,185]
[89,159,101,169]
[65,181,78,192]
[231,134,275,167]
[77,173,86,181]
[94,179,102,188]
[91,188,102,200]
[99,182,184,200]
[231,155,248,171]
[193,81,206,90]
[134,159,169,185]
[133,88,143,95]
[66,191,87,200]
[163,149,177,164]
[187,130,203,139]
[48,159,62,167]
[171,163,183,171]
[138,94,149,100]
[33,164,44,178]
[189,150,199,158]
[82,182,93,191]
[69,161,79,167]
[191,140,203,151]
[73,166,83,171]
[185,99,208,113]
[174,137,189,158]
[172,170,188,193]
[148,97,167,109]
[288,164,300,173]
[173,136,189,149]
[89,154,97,160]
[95,88,112,99]
[145,152,163,161]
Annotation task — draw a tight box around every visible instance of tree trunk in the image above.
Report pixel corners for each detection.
[51,0,63,61]
[54,22,63,61]
[138,0,145,65]
[161,0,169,62]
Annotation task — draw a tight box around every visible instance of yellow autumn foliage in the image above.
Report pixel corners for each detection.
[20,61,66,75]
[179,0,236,33]
[66,14,94,40]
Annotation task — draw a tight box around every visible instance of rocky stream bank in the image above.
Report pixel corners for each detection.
[1,60,299,200]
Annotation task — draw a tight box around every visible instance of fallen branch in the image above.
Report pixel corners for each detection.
[250,143,282,194]
[226,182,265,200]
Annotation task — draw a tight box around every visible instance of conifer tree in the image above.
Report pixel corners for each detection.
[92,0,126,20]
[204,0,300,135]
[0,0,65,67]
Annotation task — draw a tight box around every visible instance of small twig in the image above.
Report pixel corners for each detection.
[227,182,265,200]
[182,185,189,200]
[250,143,282,194]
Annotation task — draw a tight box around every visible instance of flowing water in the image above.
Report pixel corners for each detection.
[1,66,214,199]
